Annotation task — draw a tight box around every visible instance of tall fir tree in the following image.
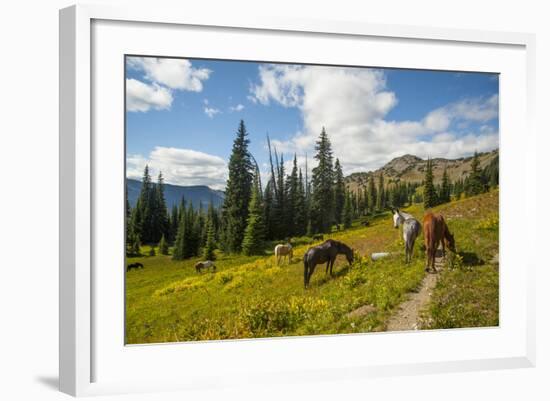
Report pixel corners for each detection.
[137,165,154,243]
[203,217,217,261]
[285,154,300,236]
[342,191,353,229]
[221,120,254,252]
[376,173,385,211]
[423,158,438,209]
[465,151,487,196]
[169,204,179,244]
[294,168,307,236]
[159,234,169,255]
[439,165,451,203]
[151,172,169,243]
[242,170,265,255]
[368,174,377,215]
[310,127,335,233]
[333,158,346,225]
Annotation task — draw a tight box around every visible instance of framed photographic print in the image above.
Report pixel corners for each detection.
[60,4,536,397]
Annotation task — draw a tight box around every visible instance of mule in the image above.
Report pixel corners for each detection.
[303,239,354,288]
[392,208,422,263]
[195,260,216,273]
[423,212,456,273]
[274,244,293,265]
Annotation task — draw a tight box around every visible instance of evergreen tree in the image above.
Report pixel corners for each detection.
[483,154,499,188]
[130,233,141,256]
[159,234,169,255]
[129,198,143,243]
[310,127,335,233]
[333,158,345,225]
[152,172,169,243]
[263,177,275,240]
[342,191,353,229]
[295,168,307,236]
[125,184,131,246]
[423,158,438,209]
[465,151,487,196]
[172,208,187,260]
[439,165,451,204]
[285,155,300,236]
[242,170,265,256]
[221,120,254,252]
[138,165,154,243]
[169,204,179,243]
[368,174,377,215]
[376,173,385,211]
[203,218,217,261]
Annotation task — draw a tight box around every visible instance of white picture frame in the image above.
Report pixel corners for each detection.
[59,4,536,397]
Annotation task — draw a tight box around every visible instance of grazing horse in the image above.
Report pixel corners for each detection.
[303,239,354,288]
[312,234,324,241]
[195,260,216,273]
[275,244,293,265]
[126,262,144,272]
[392,208,422,263]
[423,212,456,273]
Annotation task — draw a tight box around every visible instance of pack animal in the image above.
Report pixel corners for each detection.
[423,212,456,273]
[126,262,144,272]
[303,239,354,288]
[274,244,293,265]
[392,208,422,263]
[195,260,216,273]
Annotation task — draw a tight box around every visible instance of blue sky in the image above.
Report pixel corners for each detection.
[126,56,499,189]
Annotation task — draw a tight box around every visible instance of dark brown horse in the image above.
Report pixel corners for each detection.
[303,239,354,288]
[423,212,455,273]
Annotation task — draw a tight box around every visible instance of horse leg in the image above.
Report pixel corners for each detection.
[304,261,309,288]
[425,247,432,272]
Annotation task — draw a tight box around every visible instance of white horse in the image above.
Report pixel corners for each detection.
[392,208,422,264]
[274,244,293,265]
[195,260,216,273]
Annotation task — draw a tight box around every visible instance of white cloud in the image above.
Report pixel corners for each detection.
[229,104,245,112]
[127,147,227,190]
[204,106,221,118]
[127,57,211,91]
[249,64,499,174]
[126,78,173,112]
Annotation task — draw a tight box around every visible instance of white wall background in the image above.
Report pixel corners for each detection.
[0,0,547,399]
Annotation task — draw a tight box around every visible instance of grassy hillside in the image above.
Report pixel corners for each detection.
[126,190,499,344]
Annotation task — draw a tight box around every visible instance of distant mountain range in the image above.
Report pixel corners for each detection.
[127,178,225,209]
[345,149,499,191]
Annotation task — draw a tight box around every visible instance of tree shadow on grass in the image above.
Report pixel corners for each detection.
[458,251,485,266]
[314,265,352,287]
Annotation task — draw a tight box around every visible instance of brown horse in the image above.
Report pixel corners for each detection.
[423,212,455,273]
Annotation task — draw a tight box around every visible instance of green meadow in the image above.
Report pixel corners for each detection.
[126,190,499,344]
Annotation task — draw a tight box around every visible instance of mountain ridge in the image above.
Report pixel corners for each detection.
[345,149,499,190]
[127,178,225,209]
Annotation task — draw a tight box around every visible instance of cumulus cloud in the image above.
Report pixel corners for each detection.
[127,57,211,91]
[229,104,245,112]
[127,147,227,190]
[249,64,499,174]
[204,106,221,118]
[126,78,173,112]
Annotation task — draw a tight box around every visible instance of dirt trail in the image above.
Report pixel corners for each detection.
[385,252,445,331]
